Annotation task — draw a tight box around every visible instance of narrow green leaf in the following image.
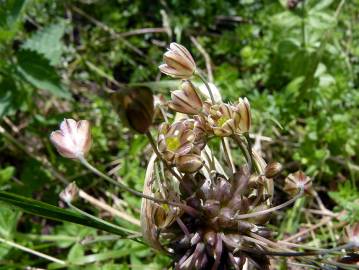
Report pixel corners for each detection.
[0,191,127,236]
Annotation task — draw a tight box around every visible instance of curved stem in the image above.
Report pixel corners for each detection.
[234,188,304,220]
[239,242,355,257]
[221,138,235,174]
[196,72,215,104]
[0,237,66,265]
[78,156,199,217]
[244,132,254,174]
[145,131,182,182]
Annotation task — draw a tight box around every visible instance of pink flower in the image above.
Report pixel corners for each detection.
[50,119,92,159]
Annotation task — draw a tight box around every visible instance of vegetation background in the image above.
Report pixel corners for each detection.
[0,0,358,269]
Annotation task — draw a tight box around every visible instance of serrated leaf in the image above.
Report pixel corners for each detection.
[16,49,71,99]
[22,21,66,66]
[0,76,23,118]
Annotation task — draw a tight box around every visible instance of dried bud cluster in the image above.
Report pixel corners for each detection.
[144,168,274,269]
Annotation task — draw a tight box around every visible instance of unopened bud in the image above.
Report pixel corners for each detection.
[60,182,79,203]
[236,97,251,133]
[159,43,196,79]
[168,80,203,115]
[283,171,312,196]
[175,153,204,174]
[50,119,92,159]
[264,162,283,178]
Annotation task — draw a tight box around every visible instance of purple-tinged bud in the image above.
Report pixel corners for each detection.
[50,119,92,159]
[203,200,220,217]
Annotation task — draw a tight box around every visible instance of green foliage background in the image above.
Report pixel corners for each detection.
[0,0,358,268]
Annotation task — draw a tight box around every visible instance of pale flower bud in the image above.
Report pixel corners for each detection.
[50,119,92,159]
[283,171,312,196]
[60,182,79,203]
[168,80,203,115]
[236,97,251,132]
[175,153,204,174]
[345,223,359,247]
[264,162,283,178]
[159,43,196,79]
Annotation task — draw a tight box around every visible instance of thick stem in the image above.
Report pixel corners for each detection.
[234,188,304,220]
[78,156,199,217]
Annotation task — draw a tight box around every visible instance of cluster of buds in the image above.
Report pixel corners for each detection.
[157,119,205,173]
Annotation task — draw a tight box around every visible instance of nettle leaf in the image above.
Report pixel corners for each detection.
[0,76,23,118]
[16,49,71,99]
[0,0,27,42]
[22,21,66,66]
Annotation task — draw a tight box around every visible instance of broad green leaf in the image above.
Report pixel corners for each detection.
[311,0,334,11]
[0,202,20,239]
[0,191,127,236]
[67,243,85,262]
[16,49,71,99]
[0,0,26,42]
[0,166,15,186]
[22,21,66,66]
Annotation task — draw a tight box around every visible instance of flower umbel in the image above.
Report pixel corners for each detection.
[159,43,196,79]
[50,119,92,159]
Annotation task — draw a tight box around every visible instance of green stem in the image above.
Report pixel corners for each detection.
[78,156,200,217]
[234,188,304,220]
[145,131,182,182]
[301,0,306,48]
[196,72,215,104]
[0,237,66,265]
[244,132,254,174]
[221,138,235,174]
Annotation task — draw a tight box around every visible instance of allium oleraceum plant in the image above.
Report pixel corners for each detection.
[51,43,359,269]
